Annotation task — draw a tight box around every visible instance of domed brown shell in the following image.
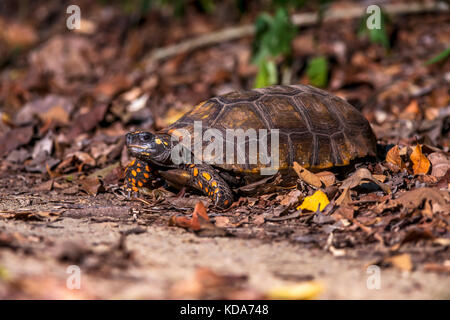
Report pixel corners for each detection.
[163,85,377,174]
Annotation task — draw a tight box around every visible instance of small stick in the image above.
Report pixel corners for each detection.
[144,1,448,65]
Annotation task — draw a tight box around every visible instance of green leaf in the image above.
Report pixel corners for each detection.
[252,8,296,63]
[198,0,215,13]
[306,56,328,88]
[254,60,278,88]
[425,48,450,65]
[252,8,296,88]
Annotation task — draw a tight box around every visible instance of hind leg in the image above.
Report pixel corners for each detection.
[160,164,234,209]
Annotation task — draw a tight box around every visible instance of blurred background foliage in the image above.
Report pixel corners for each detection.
[99,0,397,88]
[1,0,448,92]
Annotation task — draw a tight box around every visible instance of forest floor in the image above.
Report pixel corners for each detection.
[0,0,449,299]
[0,173,449,299]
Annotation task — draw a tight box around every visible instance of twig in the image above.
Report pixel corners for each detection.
[144,1,448,65]
[265,211,301,221]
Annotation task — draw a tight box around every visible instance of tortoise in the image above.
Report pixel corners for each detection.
[125,84,376,209]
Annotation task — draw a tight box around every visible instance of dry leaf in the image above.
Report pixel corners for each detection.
[0,21,38,48]
[377,187,450,215]
[0,210,61,222]
[332,205,354,220]
[214,216,230,228]
[386,145,404,170]
[170,267,249,299]
[340,168,391,194]
[315,171,336,187]
[39,105,70,125]
[169,202,227,237]
[335,187,353,206]
[400,99,420,119]
[79,178,103,196]
[423,263,450,274]
[169,201,209,231]
[417,175,438,185]
[0,126,34,157]
[410,144,430,175]
[33,179,54,192]
[293,162,322,188]
[428,152,450,178]
[372,174,387,183]
[280,189,302,207]
[385,254,413,272]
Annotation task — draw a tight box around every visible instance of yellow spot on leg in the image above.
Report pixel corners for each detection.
[138,181,143,187]
[193,168,198,176]
[144,173,149,179]
[202,172,211,181]
[132,170,137,177]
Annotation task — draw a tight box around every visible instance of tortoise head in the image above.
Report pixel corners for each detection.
[126,131,172,165]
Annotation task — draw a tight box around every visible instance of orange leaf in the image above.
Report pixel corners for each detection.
[400,99,420,119]
[169,201,210,232]
[410,144,430,175]
[191,201,210,228]
[386,145,404,169]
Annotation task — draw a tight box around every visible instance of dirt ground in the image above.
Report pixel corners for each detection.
[0,0,449,300]
[0,175,449,300]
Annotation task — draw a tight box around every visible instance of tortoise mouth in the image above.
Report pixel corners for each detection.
[127,145,152,159]
[127,144,146,150]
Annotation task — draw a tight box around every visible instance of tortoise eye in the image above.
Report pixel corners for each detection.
[141,133,152,142]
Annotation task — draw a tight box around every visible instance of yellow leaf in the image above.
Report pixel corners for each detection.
[267,281,324,300]
[410,144,430,175]
[297,190,330,212]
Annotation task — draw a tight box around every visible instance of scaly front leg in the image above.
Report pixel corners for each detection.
[124,158,157,195]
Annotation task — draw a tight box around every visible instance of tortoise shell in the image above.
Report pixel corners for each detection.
[163,85,376,174]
